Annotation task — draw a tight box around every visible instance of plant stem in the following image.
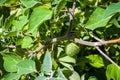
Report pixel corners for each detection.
[96,46,119,68]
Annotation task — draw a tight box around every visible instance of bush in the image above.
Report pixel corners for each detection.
[0,0,120,80]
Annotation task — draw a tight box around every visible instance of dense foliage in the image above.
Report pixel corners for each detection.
[0,0,120,80]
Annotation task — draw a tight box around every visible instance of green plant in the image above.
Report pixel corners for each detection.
[0,0,120,80]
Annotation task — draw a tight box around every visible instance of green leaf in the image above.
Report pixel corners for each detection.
[86,54,104,68]
[12,15,28,32]
[111,18,120,28]
[80,74,86,80]
[57,47,64,58]
[20,0,39,8]
[4,31,17,37]
[4,0,17,4]
[118,16,120,21]
[57,70,67,80]
[35,76,46,80]
[88,76,98,80]
[60,62,74,71]
[0,15,3,27]
[28,5,52,37]
[4,73,20,80]
[17,60,37,75]
[85,7,112,30]
[103,2,120,18]
[41,50,52,73]
[106,64,120,80]
[2,54,22,72]
[4,12,16,30]
[54,0,66,16]
[0,0,6,3]
[15,38,23,46]
[59,56,76,63]
[69,71,80,80]
[22,36,33,48]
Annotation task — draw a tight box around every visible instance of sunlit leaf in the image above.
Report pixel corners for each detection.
[28,5,52,37]
[86,54,104,68]
[81,74,86,80]
[2,54,22,72]
[60,62,74,71]
[41,50,52,73]
[12,15,28,32]
[59,56,76,63]
[4,73,20,80]
[4,31,17,37]
[85,7,112,30]
[22,36,33,48]
[103,2,120,18]
[57,47,64,58]
[5,0,17,4]
[20,0,39,8]
[106,64,120,80]
[17,60,37,75]
[69,71,80,80]
[35,76,46,80]
[88,76,98,80]
[57,70,67,80]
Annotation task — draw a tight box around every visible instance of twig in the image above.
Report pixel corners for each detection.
[8,45,17,48]
[89,32,103,42]
[28,36,68,58]
[108,38,120,44]
[74,38,108,46]
[29,37,120,57]
[66,0,76,37]
[96,46,119,68]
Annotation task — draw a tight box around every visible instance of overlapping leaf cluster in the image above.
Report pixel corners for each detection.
[0,0,120,80]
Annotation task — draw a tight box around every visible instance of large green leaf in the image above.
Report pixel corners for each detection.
[2,54,22,72]
[106,64,120,80]
[85,7,111,30]
[41,50,52,73]
[22,36,33,48]
[86,54,104,68]
[20,0,39,8]
[28,5,52,37]
[17,60,37,75]
[103,2,120,18]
